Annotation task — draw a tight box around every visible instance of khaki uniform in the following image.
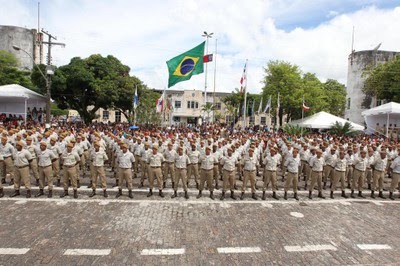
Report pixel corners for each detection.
[352,156,368,191]
[200,154,217,191]
[371,156,387,192]
[262,154,279,192]
[284,155,300,192]
[61,151,80,190]
[117,151,135,190]
[48,143,62,181]
[37,149,56,190]
[309,156,324,192]
[220,155,238,192]
[188,150,200,184]
[332,158,347,191]
[242,155,258,193]
[1,142,15,181]
[390,156,400,193]
[163,148,177,183]
[91,149,108,189]
[13,149,33,190]
[147,152,165,190]
[174,154,190,191]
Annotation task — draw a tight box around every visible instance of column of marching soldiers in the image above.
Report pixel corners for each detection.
[1,128,400,201]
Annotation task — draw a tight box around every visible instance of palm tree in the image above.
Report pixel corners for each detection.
[225,104,236,124]
[329,121,357,136]
[201,102,214,123]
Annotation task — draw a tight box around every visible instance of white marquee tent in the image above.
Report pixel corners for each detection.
[362,102,400,136]
[289,111,364,131]
[0,84,46,123]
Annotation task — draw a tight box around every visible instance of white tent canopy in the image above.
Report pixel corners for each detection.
[290,111,364,131]
[362,102,400,136]
[0,84,46,122]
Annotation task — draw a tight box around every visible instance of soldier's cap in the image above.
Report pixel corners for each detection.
[16,141,24,147]
[168,142,173,146]
[380,150,386,154]
[1,136,7,141]
[227,147,233,151]
[206,146,211,150]
[152,144,159,149]
[40,141,47,147]
[94,142,100,147]
[37,134,43,138]
[316,149,323,154]
[26,136,33,141]
[50,137,57,142]
[144,142,150,147]
[70,139,76,143]
[44,132,50,136]
[248,148,254,152]
[76,136,82,139]
[360,150,367,154]
[67,143,74,148]
[122,144,128,149]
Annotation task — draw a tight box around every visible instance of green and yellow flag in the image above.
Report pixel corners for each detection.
[166,42,205,88]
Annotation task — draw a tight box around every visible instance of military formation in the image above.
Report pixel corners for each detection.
[1,125,400,201]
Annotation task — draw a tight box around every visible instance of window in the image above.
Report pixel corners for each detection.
[173,116,181,122]
[175,101,181,109]
[249,116,255,125]
[187,101,199,109]
[347,98,351,109]
[102,110,109,120]
[115,111,121,123]
[260,116,266,125]
[214,102,221,110]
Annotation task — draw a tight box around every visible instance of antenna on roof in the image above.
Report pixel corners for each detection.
[373,42,382,51]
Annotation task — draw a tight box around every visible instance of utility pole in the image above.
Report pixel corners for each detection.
[41,29,65,123]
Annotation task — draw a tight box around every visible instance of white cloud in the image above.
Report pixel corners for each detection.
[1,1,399,94]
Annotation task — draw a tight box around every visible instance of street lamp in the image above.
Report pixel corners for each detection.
[13,45,52,123]
[201,31,213,123]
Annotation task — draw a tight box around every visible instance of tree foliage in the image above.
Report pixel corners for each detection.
[329,121,360,136]
[363,55,400,103]
[0,50,33,88]
[261,60,346,124]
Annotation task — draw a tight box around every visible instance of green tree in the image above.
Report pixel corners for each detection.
[201,102,214,122]
[363,55,400,104]
[50,54,136,124]
[0,50,33,88]
[135,89,161,125]
[323,79,346,116]
[329,121,359,136]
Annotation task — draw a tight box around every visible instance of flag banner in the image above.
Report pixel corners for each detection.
[203,54,213,63]
[240,62,247,93]
[263,96,271,113]
[257,97,263,114]
[133,87,138,109]
[251,100,255,116]
[166,42,205,88]
[156,90,165,113]
[302,103,310,111]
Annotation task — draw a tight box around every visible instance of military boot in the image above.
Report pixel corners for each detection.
[147,189,153,197]
[60,190,68,198]
[116,189,122,198]
[220,192,225,200]
[89,189,96,197]
[26,189,31,198]
[159,190,165,198]
[73,190,78,199]
[210,191,215,200]
[35,189,44,198]
[128,190,133,199]
[171,190,178,198]
[378,191,386,199]
[252,193,258,200]
[230,190,237,200]
[196,190,202,199]
[273,191,279,200]
[10,190,20,197]
[47,190,53,198]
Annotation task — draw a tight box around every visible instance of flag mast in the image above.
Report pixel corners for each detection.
[243,59,248,129]
[301,95,304,136]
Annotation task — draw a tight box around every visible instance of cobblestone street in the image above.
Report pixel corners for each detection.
[0,185,399,265]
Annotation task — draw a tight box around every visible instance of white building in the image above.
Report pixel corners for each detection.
[345,50,399,124]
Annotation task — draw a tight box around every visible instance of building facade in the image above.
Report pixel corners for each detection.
[345,50,399,124]
[0,25,43,70]
[68,108,128,123]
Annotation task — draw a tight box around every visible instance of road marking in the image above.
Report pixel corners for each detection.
[14,200,27,205]
[284,244,337,252]
[141,248,185,255]
[261,202,273,208]
[290,212,304,218]
[0,248,30,255]
[64,249,111,256]
[98,200,110,206]
[217,247,262,253]
[357,244,392,250]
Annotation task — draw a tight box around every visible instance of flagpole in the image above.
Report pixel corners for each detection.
[212,38,217,124]
[276,92,280,130]
[243,59,248,129]
[301,95,304,137]
[268,95,271,128]
[202,31,213,124]
[134,85,137,125]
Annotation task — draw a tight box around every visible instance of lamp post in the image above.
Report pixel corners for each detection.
[202,31,213,123]
[13,45,52,124]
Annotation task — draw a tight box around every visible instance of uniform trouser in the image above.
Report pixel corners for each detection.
[134,155,140,174]
[188,164,199,184]
[52,159,60,180]
[39,165,53,190]
[200,169,214,191]
[83,150,89,167]
[300,161,308,177]
[140,162,148,183]
[352,169,365,191]
[89,163,95,180]
[14,166,31,190]
[75,164,80,181]
[237,164,243,178]
[390,172,400,192]
[174,168,188,191]
[149,167,163,190]
[242,170,256,193]
[0,156,14,180]
[79,155,86,176]
[163,162,175,182]
[373,170,385,192]
[332,170,346,191]
[366,168,372,185]
[323,165,334,183]
[304,164,311,184]
[118,168,133,190]
[30,159,39,180]
[213,165,219,182]
[284,172,298,192]
[222,169,235,192]
[309,171,323,192]
[63,166,77,190]
[263,170,277,191]
[346,167,353,187]
[92,165,107,189]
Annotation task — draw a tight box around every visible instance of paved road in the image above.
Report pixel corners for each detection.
[0,191,399,265]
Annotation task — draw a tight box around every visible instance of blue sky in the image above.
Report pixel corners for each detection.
[1,0,400,93]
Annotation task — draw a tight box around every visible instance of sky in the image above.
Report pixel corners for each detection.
[1,0,400,94]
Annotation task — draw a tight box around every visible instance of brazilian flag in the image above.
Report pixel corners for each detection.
[166,42,205,88]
